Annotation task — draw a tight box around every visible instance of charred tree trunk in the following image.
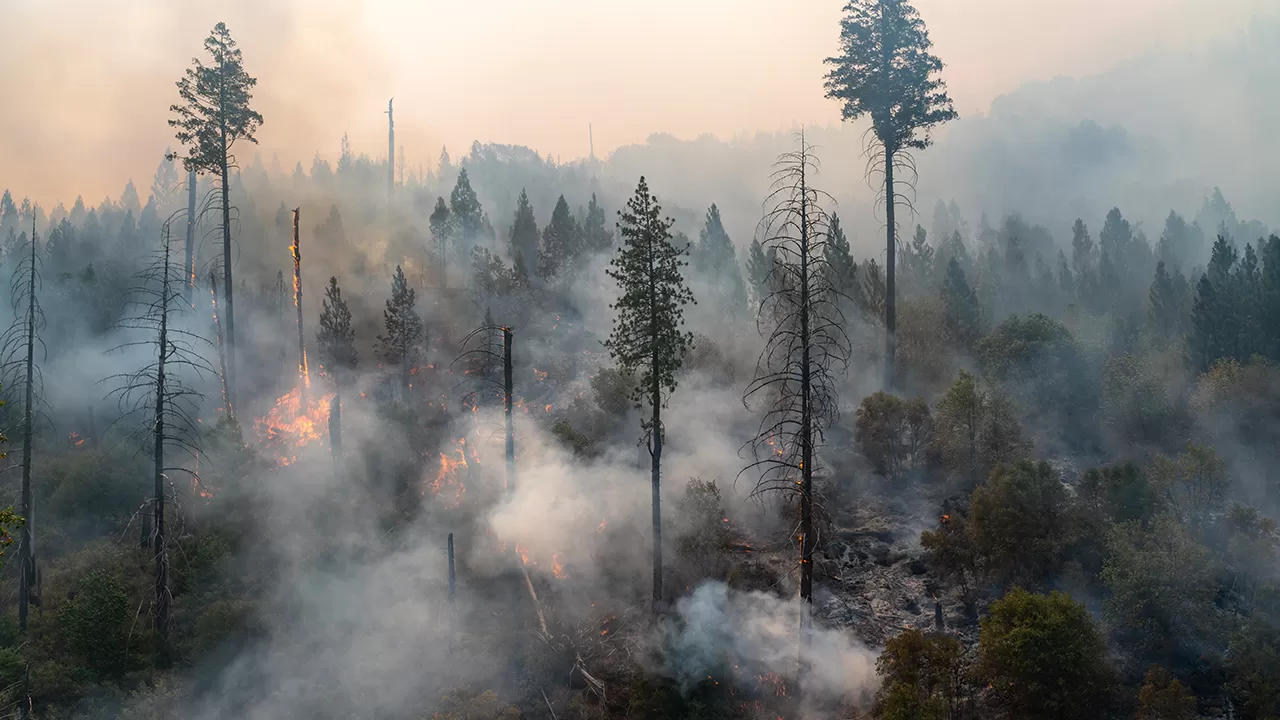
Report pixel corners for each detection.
[883,143,896,390]
[185,169,196,302]
[292,208,307,407]
[210,270,232,417]
[798,161,814,668]
[503,328,514,498]
[329,394,342,460]
[18,223,37,633]
[153,229,172,663]
[387,99,395,204]
[447,532,456,606]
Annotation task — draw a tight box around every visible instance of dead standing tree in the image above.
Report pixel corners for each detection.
[0,220,50,634]
[741,135,850,687]
[106,222,215,664]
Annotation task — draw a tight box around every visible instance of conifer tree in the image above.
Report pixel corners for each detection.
[823,213,858,300]
[508,189,539,278]
[694,204,749,329]
[538,195,582,280]
[169,22,262,416]
[826,0,956,388]
[429,197,454,287]
[940,257,980,350]
[377,266,425,395]
[746,238,775,306]
[582,193,614,254]
[316,277,357,389]
[603,177,695,615]
[450,169,485,246]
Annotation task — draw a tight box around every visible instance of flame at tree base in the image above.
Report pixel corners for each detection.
[255,386,337,465]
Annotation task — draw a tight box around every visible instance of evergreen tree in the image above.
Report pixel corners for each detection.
[538,195,582,280]
[825,0,957,388]
[376,266,425,395]
[745,238,774,305]
[316,276,357,388]
[581,193,613,254]
[603,176,695,614]
[1189,236,1241,370]
[940,257,980,350]
[508,188,539,278]
[693,204,749,328]
[429,197,454,287]
[824,212,858,299]
[449,169,485,244]
[169,22,263,417]
[1148,261,1188,344]
[1260,234,1280,362]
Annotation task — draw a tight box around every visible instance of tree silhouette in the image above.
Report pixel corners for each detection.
[742,134,850,680]
[169,22,263,414]
[825,0,956,388]
[376,266,425,397]
[603,176,695,615]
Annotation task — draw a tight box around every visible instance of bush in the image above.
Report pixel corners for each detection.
[58,570,131,678]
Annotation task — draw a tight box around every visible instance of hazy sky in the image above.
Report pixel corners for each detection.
[0,0,1269,206]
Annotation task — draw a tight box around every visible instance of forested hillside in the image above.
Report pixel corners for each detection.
[0,4,1277,720]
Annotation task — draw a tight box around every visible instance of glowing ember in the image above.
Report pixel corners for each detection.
[597,520,607,532]
[532,368,548,382]
[68,431,85,447]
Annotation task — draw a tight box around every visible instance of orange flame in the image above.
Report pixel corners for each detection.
[552,553,566,579]
[532,368,548,382]
[254,387,336,465]
[430,438,469,507]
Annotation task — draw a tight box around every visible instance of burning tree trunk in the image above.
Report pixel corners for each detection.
[743,133,849,686]
[292,208,308,407]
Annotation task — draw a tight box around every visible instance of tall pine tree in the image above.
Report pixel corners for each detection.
[169,22,262,417]
[316,276,357,389]
[825,0,956,389]
[538,195,582,280]
[582,193,614,254]
[603,177,695,615]
[508,189,539,280]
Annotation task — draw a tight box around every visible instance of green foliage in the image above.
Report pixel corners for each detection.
[940,256,981,350]
[674,478,733,581]
[873,629,966,720]
[1101,353,1182,450]
[823,212,857,302]
[190,600,258,656]
[59,570,132,678]
[1101,513,1217,664]
[1225,618,1280,720]
[1146,443,1228,532]
[168,22,263,175]
[316,276,357,385]
[693,204,748,324]
[853,392,931,479]
[550,418,595,459]
[582,193,614,254]
[1078,464,1155,526]
[376,265,425,391]
[968,461,1075,587]
[928,370,1028,483]
[824,0,957,154]
[1135,665,1196,720]
[745,238,773,306]
[602,176,695,413]
[538,194,582,280]
[508,188,539,276]
[978,313,1095,449]
[977,589,1115,720]
[1148,261,1192,344]
[591,367,640,418]
[921,513,977,600]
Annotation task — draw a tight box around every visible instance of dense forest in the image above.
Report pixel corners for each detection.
[0,2,1278,719]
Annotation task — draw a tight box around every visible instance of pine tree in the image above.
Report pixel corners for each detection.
[582,193,614,254]
[169,22,263,417]
[1260,234,1280,362]
[450,169,485,244]
[694,204,749,328]
[377,266,425,395]
[940,257,980,350]
[508,189,539,278]
[538,195,582,280]
[825,0,956,388]
[603,176,695,614]
[429,197,454,287]
[823,212,858,298]
[746,238,774,306]
[316,277,357,388]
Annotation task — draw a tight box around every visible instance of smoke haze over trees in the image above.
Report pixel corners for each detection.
[0,2,1278,719]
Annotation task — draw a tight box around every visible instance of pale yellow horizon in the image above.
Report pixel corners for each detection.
[0,0,1268,207]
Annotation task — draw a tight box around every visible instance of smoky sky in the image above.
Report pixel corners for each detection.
[0,0,1273,207]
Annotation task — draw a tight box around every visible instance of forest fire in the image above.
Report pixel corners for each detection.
[254,387,335,464]
[431,438,469,506]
